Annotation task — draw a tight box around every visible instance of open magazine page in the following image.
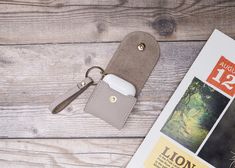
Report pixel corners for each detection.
[127,30,235,168]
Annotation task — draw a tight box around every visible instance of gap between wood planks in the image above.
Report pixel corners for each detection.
[0,40,206,46]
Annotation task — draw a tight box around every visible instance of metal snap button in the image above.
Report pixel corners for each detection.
[109,96,117,103]
[81,81,86,86]
[137,43,145,51]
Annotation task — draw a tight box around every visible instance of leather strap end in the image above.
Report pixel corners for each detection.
[49,77,93,114]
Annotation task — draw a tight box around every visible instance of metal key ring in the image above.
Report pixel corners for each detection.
[85,66,105,85]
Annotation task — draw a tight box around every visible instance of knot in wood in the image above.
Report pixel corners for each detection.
[152,16,176,36]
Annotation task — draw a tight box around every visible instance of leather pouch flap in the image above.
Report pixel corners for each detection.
[105,31,160,95]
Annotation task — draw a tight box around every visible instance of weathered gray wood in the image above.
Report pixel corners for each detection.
[0,138,142,168]
[0,41,204,138]
[0,0,234,44]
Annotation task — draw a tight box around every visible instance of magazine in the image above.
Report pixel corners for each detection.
[127,30,235,168]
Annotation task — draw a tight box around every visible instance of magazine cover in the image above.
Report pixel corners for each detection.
[127,30,235,168]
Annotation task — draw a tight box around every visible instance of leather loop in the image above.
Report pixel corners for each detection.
[49,77,93,114]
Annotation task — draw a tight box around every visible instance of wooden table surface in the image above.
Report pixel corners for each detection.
[0,0,234,167]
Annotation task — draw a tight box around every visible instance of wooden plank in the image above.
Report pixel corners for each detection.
[0,138,142,168]
[0,41,204,138]
[0,0,234,44]
[1,0,234,7]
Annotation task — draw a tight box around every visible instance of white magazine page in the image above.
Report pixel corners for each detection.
[127,29,235,168]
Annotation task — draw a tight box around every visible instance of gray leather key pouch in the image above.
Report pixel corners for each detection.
[85,31,160,129]
[49,31,160,130]
[85,80,136,129]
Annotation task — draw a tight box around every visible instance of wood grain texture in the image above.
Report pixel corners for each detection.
[0,138,142,168]
[0,0,234,44]
[0,41,204,138]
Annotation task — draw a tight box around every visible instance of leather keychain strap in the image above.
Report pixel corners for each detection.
[105,31,160,95]
[49,77,93,114]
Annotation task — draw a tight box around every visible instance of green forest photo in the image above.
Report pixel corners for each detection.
[161,77,229,152]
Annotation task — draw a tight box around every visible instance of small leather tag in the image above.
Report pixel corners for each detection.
[105,31,160,95]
